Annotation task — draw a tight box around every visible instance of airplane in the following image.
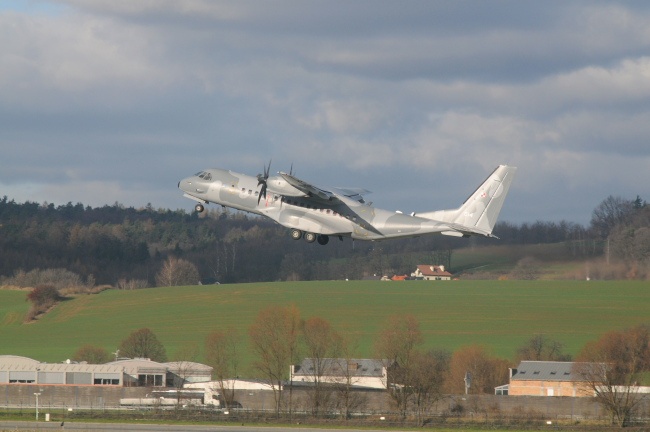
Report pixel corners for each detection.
[178,164,517,245]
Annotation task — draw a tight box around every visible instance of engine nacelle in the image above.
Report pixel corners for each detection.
[266,176,306,197]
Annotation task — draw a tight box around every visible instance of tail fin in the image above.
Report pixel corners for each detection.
[418,165,517,237]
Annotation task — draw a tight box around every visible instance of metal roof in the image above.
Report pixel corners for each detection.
[511,361,586,382]
[294,358,389,378]
[0,355,123,373]
[0,355,209,376]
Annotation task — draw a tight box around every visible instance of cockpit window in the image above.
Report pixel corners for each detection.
[195,171,212,181]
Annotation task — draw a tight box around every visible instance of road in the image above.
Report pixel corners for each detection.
[0,421,408,432]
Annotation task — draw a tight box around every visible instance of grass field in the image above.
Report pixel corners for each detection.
[1,280,649,374]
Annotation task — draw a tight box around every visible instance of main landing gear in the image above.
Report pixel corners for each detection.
[290,229,329,245]
[194,203,205,213]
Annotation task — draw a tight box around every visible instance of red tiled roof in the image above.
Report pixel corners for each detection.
[416,265,452,277]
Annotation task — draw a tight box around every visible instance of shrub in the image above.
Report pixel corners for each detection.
[26,284,61,308]
[72,344,111,364]
[25,284,61,321]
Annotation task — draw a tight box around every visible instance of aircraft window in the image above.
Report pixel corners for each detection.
[242,188,245,192]
[254,191,259,196]
[248,190,252,194]
[196,171,212,181]
[326,210,331,214]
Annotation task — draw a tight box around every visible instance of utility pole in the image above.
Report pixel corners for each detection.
[34,392,41,421]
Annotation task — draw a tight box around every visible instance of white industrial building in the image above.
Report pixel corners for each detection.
[0,355,211,387]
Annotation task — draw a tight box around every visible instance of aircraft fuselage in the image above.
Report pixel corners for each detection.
[179,168,447,242]
[179,164,517,244]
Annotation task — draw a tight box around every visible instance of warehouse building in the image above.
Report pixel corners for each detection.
[0,355,211,387]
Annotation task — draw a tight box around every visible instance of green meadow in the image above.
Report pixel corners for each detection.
[1,280,649,373]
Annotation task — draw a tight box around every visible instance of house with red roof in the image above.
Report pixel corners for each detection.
[411,265,453,280]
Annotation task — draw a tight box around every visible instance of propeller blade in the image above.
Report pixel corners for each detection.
[257,159,272,204]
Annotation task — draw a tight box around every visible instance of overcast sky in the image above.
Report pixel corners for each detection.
[2,1,649,225]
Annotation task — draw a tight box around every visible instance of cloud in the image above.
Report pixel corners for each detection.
[1,1,650,226]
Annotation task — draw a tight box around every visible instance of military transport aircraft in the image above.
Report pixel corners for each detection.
[178,164,516,245]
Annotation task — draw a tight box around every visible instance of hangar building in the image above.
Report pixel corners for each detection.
[0,355,211,387]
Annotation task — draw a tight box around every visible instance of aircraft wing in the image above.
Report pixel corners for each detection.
[278,172,371,204]
[333,187,371,203]
[279,172,334,201]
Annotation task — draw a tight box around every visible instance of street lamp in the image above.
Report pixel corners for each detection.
[34,392,41,421]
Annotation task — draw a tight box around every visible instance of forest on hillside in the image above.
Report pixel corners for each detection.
[0,194,647,286]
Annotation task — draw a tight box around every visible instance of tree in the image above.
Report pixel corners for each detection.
[155,257,200,286]
[72,344,110,364]
[590,195,635,239]
[446,345,510,394]
[574,325,650,427]
[169,342,200,405]
[205,328,240,409]
[26,284,61,309]
[25,284,61,321]
[332,336,368,420]
[374,314,423,417]
[409,349,450,426]
[117,328,168,362]
[301,316,342,416]
[515,334,571,362]
[602,202,650,278]
[249,304,301,416]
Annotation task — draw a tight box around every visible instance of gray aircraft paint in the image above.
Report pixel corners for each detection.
[179,165,516,244]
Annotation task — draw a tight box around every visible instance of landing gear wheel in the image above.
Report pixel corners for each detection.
[290,229,303,240]
[195,203,205,213]
[317,235,329,245]
[304,232,317,243]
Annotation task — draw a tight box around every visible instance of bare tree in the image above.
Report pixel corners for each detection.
[25,284,61,321]
[515,334,571,362]
[249,304,301,416]
[409,349,450,426]
[155,257,200,287]
[591,195,635,239]
[205,328,240,408]
[117,327,168,362]
[609,221,650,267]
[301,316,342,416]
[374,314,423,417]
[574,325,650,427]
[72,344,111,364]
[446,345,510,394]
[332,336,368,419]
[170,342,200,406]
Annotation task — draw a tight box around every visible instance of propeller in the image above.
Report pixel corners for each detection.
[257,160,271,204]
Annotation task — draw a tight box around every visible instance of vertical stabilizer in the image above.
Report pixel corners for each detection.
[418,165,517,236]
